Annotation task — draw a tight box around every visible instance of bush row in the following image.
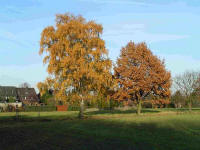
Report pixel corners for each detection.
[23,106,57,112]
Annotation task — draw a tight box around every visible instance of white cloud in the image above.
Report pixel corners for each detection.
[0,30,16,40]
[103,22,189,64]
[0,75,25,86]
[79,0,150,5]
[0,63,47,91]
[80,0,200,7]
[0,29,31,48]
[3,6,24,14]
[103,22,188,47]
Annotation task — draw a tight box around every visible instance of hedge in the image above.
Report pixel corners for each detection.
[67,105,80,111]
[23,106,57,112]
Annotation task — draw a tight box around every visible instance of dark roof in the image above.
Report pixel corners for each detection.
[0,86,39,102]
[0,86,18,97]
[17,88,39,101]
[17,88,36,96]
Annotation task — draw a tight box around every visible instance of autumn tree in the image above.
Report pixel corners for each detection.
[114,41,171,115]
[173,71,200,111]
[38,13,112,118]
[94,75,118,110]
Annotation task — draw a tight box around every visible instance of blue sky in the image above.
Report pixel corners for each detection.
[0,0,200,90]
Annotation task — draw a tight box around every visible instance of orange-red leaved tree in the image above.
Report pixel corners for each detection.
[114,41,171,114]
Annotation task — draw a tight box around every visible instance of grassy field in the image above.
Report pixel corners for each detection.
[0,108,200,150]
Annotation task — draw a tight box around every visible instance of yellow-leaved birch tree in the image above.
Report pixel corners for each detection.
[38,13,112,118]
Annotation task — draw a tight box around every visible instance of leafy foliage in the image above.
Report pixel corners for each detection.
[8,97,16,103]
[23,106,57,112]
[38,13,113,116]
[114,41,171,114]
[39,90,54,105]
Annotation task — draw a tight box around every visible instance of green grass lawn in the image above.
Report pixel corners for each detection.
[0,108,200,150]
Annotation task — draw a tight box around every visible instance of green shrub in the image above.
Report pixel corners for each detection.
[8,97,16,103]
[24,106,57,112]
[67,105,80,111]
[96,98,120,110]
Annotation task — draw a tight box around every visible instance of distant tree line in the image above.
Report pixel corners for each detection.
[172,71,200,110]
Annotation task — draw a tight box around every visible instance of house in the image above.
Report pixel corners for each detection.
[17,88,39,105]
[0,86,39,105]
[0,86,18,101]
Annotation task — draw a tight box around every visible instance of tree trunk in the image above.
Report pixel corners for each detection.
[79,99,84,119]
[137,100,142,115]
[188,101,192,112]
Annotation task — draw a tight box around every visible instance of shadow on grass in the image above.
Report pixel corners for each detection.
[0,112,78,124]
[85,108,161,116]
[167,108,200,111]
[0,109,162,124]
[0,112,200,150]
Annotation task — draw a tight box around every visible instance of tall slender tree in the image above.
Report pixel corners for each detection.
[114,41,171,114]
[38,13,112,118]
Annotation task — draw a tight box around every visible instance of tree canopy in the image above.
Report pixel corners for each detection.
[114,41,171,114]
[38,13,112,115]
